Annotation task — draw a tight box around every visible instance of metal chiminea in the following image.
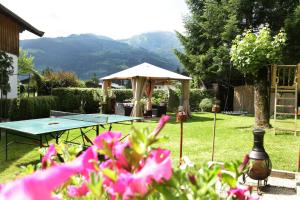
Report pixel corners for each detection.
[243,129,272,192]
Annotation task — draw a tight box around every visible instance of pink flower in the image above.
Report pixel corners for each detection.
[109,149,172,199]
[67,183,89,197]
[238,154,250,172]
[228,186,260,200]
[151,115,170,137]
[93,131,122,150]
[134,148,172,183]
[113,140,130,168]
[42,144,57,169]
[0,147,98,200]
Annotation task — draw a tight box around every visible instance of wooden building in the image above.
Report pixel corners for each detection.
[0,3,44,98]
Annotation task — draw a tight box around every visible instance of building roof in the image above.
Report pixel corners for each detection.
[0,3,44,37]
[101,62,191,81]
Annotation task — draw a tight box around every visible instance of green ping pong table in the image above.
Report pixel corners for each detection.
[0,113,142,160]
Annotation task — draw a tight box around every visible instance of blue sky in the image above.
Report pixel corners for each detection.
[1,0,189,40]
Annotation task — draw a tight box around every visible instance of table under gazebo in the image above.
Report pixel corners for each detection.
[100,62,192,117]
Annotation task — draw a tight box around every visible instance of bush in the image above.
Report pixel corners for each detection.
[0,99,12,119]
[38,70,82,95]
[199,98,213,112]
[52,88,103,113]
[152,89,168,104]
[113,89,133,102]
[190,89,213,111]
[167,89,180,112]
[9,96,59,121]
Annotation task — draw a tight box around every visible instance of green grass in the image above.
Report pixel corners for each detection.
[1,112,300,184]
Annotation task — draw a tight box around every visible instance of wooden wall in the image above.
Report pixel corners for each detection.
[0,13,20,56]
[233,85,254,114]
[233,85,277,115]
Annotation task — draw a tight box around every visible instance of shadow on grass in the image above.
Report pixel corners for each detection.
[15,159,40,168]
[167,113,223,124]
[234,125,253,130]
[0,131,39,171]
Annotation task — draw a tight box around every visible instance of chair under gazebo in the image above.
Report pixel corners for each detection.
[100,62,192,117]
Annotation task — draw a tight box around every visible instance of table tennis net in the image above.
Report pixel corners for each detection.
[50,110,108,124]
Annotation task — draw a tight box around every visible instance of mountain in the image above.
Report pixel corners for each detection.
[122,31,183,67]
[20,32,182,80]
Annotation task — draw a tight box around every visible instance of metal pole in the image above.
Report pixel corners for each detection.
[96,125,99,136]
[40,134,43,160]
[179,121,183,165]
[5,130,8,161]
[298,146,300,172]
[27,74,30,97]
[211,111,217,161]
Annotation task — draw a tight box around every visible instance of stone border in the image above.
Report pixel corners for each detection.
[296,172,300,196]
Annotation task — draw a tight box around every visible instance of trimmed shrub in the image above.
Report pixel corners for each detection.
[52,88,103,113]
[9,96,59,121]
[190,89,213,111]
[199,98,213,112]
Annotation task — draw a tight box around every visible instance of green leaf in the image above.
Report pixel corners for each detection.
[220,171,237,188]
[102,168,117,182]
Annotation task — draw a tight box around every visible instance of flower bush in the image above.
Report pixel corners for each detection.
[0,115,258,200]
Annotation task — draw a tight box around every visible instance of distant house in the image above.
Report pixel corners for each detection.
[0,3,44,99]
[99,82,125,89]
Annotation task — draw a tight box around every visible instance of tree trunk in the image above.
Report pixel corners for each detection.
[254,68,271,128]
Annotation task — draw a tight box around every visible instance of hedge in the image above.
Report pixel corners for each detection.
[0,99,12,119]
[52,88,103,113]
[9,96,59,121]
[113,89,132,102]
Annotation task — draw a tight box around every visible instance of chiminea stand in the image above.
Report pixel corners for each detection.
[241,129,272,195]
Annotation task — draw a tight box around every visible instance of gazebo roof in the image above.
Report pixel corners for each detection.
[101,62,191,81]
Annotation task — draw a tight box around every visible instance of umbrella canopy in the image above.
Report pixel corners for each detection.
[101,63,191,81]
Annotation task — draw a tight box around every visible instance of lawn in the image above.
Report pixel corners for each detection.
[1,112,300,184]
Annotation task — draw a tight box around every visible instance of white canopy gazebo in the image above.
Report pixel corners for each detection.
[101,62,192,117]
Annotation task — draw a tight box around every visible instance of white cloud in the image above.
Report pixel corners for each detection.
[1,0,188,39]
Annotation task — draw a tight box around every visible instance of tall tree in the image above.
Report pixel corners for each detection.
[0,51,13,95]
[18,48,35,75]
[18,48,43,95]
[176,0,299,127]
[175,0,242,88]
[284,4,300,64]
[176,0,299,86]
[231,28,286,128]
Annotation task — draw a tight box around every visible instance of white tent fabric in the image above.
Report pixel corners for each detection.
[101,63,191,80]
[101,63,191,117]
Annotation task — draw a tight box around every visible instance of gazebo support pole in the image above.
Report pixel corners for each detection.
[179,121,183,165]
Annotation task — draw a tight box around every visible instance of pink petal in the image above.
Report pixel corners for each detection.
[0,147,98,200]
[238,154,250,172]
[135,148,172,183]
[228,186,259,200]
[42,144,57,169]
[93,131,122,150]
[0,164,78,200]
[151,115,170,137]
[67,183,89,197]
[113,140,130,168]
[111,149,172,199]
